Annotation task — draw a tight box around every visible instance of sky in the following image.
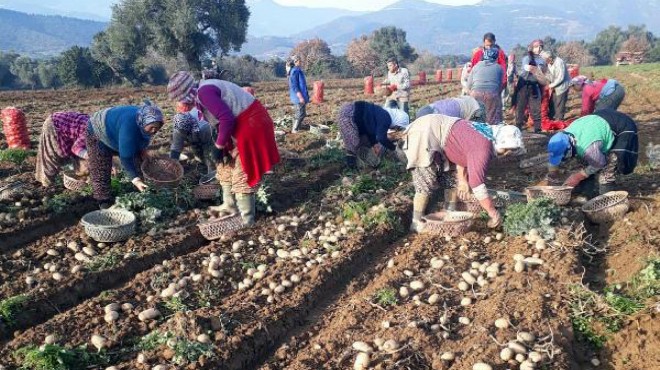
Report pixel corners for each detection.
[273,0,481,11]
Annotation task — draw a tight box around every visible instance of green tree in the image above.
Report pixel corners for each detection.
[58,46,95,87]
[96,0,250,75]
[0,52,19,88]
[370,26,418,66]
[10,56,39,89]
[588,26,627,65]
[648,45,660,62]
[37,60,61,89]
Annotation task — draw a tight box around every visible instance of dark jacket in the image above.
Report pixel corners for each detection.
[354,101,395,150]
[593,108,638,175]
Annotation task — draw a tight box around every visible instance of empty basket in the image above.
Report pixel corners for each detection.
[525,186,573,206]
[582,191,629,224]
[421,211,474,237]
[198,214,245,240]
[141,157,184,189]
[81,209,136,242]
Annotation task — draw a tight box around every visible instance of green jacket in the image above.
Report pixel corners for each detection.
[564,115,615,158]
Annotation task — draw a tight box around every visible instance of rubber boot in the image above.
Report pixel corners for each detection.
[236,193,256,226]
[411,193,429,233]
[209,184,238,216]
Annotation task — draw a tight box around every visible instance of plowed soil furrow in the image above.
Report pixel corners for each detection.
[0,160,342,344]
[259,230,582,370]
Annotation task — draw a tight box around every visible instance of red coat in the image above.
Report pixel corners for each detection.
[471,47,507,85]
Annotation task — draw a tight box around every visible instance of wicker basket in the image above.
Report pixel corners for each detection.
[141,157,184,189]
[80,209,136,242]
[421,211,474,237]
[62,172,88,192]
[193,183,220,200]
[198,214,245,240]
[582,191,629,224]
[357,146,381,168]
[525,186,573,206]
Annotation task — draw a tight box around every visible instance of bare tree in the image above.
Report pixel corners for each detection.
[346,35,381,76]
[557,41,595,67]
[290,38,334,72]
[619,36,651,56]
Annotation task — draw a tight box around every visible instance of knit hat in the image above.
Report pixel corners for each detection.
[548,132,571,166]
[167,71,196,103]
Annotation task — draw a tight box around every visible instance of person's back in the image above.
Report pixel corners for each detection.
[469,61,503,92]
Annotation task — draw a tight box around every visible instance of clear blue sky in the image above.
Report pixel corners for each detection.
[274,0,481,11]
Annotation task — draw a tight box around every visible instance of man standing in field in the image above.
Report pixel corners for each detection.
[382,57,411,115]
[288,55,309,133]
[540,50,570,121]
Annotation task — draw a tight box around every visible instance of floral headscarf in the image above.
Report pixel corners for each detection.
[570,75,590,87]
[173,113,200,135]
[136,100,163,133]
[167,71,197,104]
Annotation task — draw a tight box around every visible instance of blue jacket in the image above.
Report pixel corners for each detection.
[102,106,150,180]
[289,67,309,104]
[354,101,395,151]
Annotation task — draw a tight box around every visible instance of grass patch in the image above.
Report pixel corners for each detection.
[137,330,214,365]
[373,287,398,307]
[161,296,189,315]
[309,146,344,169]
[13,344,107,370]
[86,252,121,272]
[503,198,560,239]
[0,294,29,325]
[0,148,35,166]
[46,192,77,214]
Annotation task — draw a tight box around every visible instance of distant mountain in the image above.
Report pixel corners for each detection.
[242,0,660,59]
[0,8,106,57]
[246,0,363,37]
[0,0,113,21]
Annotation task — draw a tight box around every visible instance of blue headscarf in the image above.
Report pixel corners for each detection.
[173,113,200,134]
[470,121,495,142]
[136,100,164,138]
[483,47,499,63]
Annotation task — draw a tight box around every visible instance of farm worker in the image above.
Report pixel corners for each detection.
[337,101,409,169]
[460,62,472,96]
[169,108,218,175]
[382,57,411,115]
[402,114,524,232]
[287,55,309,133]
[515,39,548,133]
[467,48,504,124]
[35,111,90,187]
[86,101,164,208]
[415,96,485,122]
[469,32,507,86]
[570,75,626,116]
[503,53,517,110]
[546,109,638,196]
[540,50,570,121]
[167,71,280,227]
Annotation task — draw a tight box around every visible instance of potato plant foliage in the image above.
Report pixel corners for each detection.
[503,198,561,239]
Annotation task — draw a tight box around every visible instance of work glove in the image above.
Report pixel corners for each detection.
[563,170,588,187]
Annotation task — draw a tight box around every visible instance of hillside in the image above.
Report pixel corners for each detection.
[0,8,106,57]
[242,0,660,59]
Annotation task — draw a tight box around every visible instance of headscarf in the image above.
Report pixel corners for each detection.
[483,47,499,63]
[471,122,495,141]
[492,124,525,153]
[136,100,164,138]
[456,96,483,122]
[384,107,410,129]
[173,112,200,135]
[570,75,589,87]
[168,71,196,104]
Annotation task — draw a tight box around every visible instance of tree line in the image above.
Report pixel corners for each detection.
[0,0,658,90]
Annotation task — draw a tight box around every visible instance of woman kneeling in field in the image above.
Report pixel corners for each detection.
[403,114,524,232]
[337,101,409,169]
[35,111,90,187]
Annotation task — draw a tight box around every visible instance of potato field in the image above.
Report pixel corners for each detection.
[0,64,658,370]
